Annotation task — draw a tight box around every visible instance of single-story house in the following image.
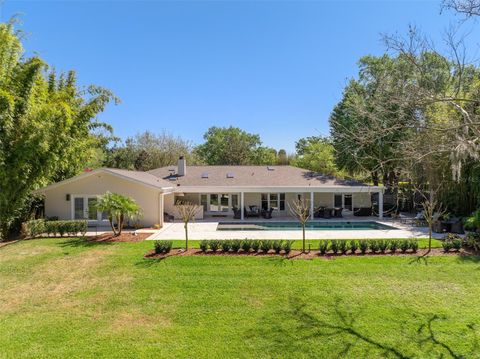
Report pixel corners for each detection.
[35,157,385,227]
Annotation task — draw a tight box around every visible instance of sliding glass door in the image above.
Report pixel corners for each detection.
[72,196,106,222]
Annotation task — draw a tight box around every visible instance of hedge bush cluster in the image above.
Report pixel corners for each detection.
[319,239,419,255]
[199,239,292,254]
[464,232,480,251]
[23,219,87,238]
[442,233,463,252]
[154,241,173,254]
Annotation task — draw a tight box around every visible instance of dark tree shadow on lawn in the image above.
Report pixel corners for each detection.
[456,255,480,264]
[266,256,294,267]
[134,257,169,268]
[58,238,114,248]
[250,296,478,358]
[408,255,430,266]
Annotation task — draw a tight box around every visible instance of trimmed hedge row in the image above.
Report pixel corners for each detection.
[319,239,419,255]
[200,239,292,254]
[23,219,87,238]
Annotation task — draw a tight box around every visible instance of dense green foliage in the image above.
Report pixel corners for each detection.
[329,41,480,215]
[22,219,87,238]
[194,126,281,165]
[0,21,116,240]
[0,238,478,358]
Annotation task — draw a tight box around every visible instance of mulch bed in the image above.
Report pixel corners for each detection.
[144,247,479,260]
[89,232,151,243]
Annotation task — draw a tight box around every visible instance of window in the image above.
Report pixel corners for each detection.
[210,194,219,211]
[88,198,97,220]
[280,193,285,211]
[269,193,278,210]
[201,172,209,178]
[226,173,234,178]
[220,194,229,212]
[200,194,208,211]
[74,197,84,219]
[261,193,286,211]
[231,194,239,209]
[261,193,268,211]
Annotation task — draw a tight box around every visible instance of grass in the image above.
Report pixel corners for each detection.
[0,237,478,358]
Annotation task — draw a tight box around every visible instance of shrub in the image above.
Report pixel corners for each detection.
[390,240,399,253]
[231,240,242,252]
[272,240,283,254]
[349,240,358,254]
[260,240,272,253]
[443,233,462,253]
[241,239,252,252]
[40,220,87,238]
[410,240,419,253]
[22,219,45,238]
[400,239,410,254]
[339,240,348,255]
[378,240,389,253]
[319,241,329,255]
[209,240,221,252]
[200,240,209,252]
[369,240,379,254]
[464,232,480,251]
[251,240,261,252]
[330,240,339,254]
[282,241,292,254]
[154,241,172,254]
[359,240,368,254]
[220,240,232,252]
[452,239,462,252]
[442,240,453,252]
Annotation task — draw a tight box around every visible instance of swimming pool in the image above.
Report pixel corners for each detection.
[216,221,397,231]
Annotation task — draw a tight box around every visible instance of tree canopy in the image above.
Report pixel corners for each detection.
[0,20,116,239]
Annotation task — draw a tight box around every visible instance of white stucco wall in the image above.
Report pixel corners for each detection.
[353,192,372,207]
[43,172,162,226]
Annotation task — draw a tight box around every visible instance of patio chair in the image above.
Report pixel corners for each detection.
[244,206,260,218]
[232,207,242,219]
[261,208,274,219]
[334,207,343,218]
[163,212,174,222]
[314,207,325,218]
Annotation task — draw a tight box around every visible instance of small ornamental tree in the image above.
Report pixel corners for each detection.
[176,201,201,250]
[288,198,311,253]
[96,192,142,236]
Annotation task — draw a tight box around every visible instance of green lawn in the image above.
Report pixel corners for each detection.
[0,237,478,358]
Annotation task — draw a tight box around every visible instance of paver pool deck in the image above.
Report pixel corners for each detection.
[147,219,443,240]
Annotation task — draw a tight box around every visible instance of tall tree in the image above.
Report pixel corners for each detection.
[105,130,195,170]
[0,20,116,240]
[195,126,277,165]
[291,136,342,176]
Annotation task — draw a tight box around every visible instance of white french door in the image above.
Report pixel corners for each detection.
[72,195,106,222]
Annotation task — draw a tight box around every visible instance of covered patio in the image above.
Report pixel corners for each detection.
[163,187,385,222]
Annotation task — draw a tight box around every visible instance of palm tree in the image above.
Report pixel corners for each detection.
[96,192,142,236]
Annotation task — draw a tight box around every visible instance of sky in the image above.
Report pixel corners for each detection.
[1,0,478,152]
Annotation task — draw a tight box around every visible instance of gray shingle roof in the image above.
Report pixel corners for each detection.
[104,168,174,189]
[148,165,369,188]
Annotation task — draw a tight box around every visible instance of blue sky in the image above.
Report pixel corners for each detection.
[1,1,478,152]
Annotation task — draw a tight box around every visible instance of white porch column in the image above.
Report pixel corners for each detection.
[310,191,314,220]
[378,190,384,218]
[240,192,244,220]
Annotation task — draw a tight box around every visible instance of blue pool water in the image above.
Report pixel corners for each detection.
[216,221,396,231]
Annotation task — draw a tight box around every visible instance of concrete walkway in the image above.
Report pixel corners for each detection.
[148,220,443,240]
